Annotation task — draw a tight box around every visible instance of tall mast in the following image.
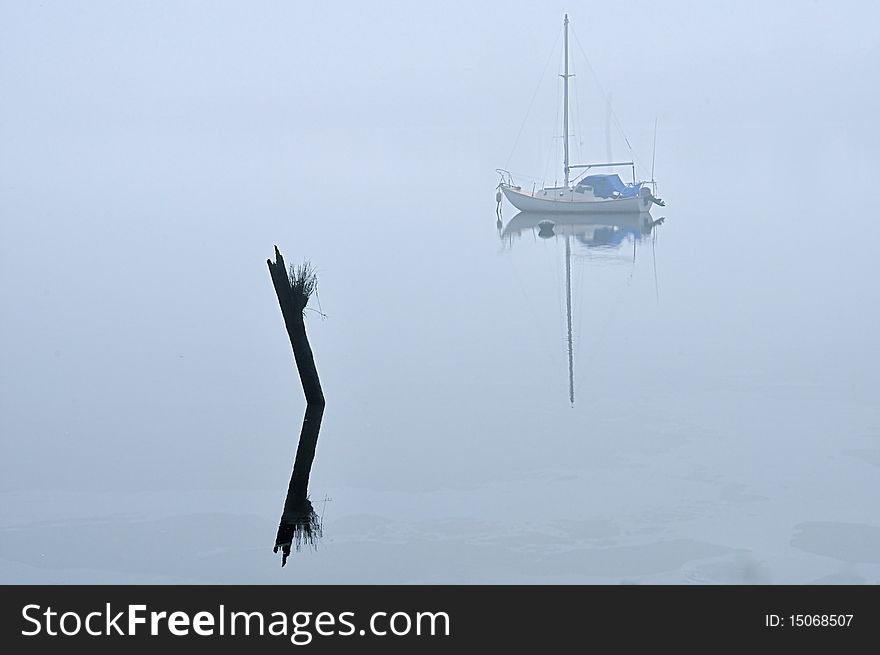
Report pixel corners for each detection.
[562,14,571,188]
[565,234,574,405]
[563,15,573,404]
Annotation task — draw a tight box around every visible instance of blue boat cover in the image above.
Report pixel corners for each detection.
[577,174,641,199]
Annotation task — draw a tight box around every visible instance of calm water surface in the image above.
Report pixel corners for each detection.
[2,2,878,583]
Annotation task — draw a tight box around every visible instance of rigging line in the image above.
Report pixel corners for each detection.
[544,74,562,185]
[560,237,571,355]
[505,27,563,169]
[541,75,562,187]
[651,117,658,182]
[652,228,660,305]
[606,91,613,163]
[532,232,565,374]
[542,234,565,366]
[574,248,587,369]
[569,26,650,177]
[550,234,566,353]
[576,250,636,390]
[504,170,550,185]
[571,30,629,149]
[570,168,590,185]
[505,253,554,361]
[570,47,584,165]
[553,72,562,183]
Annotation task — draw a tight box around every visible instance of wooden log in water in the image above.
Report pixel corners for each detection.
[267,246,326,564]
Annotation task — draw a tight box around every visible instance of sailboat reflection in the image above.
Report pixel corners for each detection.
[501,211,662,247]
[500,211,664,404]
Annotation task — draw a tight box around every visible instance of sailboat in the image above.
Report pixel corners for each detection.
[497,15,664,214]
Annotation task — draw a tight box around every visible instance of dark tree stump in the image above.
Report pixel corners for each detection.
[267,246,326,566]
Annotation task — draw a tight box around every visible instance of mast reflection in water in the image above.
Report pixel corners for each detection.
[500,211,665,405]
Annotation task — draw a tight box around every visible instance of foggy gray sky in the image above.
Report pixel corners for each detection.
[1,1,879,582]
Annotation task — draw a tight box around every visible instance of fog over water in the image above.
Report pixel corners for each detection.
[1,0,879,582]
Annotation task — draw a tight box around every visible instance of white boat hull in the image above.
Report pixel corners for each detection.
[501,184,652,214]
